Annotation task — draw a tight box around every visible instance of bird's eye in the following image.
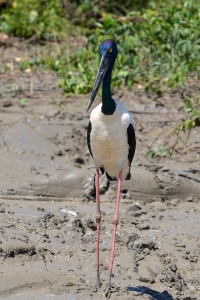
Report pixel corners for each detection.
[108,48,112,53]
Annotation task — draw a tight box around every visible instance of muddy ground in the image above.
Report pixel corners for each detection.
[0,39,200,300]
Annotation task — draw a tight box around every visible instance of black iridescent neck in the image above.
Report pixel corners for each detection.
[101,63,116,115]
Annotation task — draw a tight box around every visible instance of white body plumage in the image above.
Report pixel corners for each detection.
[89,99,135,180]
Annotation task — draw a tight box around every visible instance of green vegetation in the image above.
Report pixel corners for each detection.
[147,95,200,159]
[147,145,171,159]
[19,98,28,107]
[175,96,200,134]
[1,0,199,94]
[174,95,200,146]
[0,0,69,40]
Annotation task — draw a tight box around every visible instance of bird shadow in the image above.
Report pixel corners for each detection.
[127,285,174,300]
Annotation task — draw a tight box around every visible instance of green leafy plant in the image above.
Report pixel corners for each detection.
[2,0,200,94]
[147,145,171,159]
[0,0,69,40]
[64,0,200,94]
[19,98,28,107]
[174,96,200,135]
[147,95,200,159]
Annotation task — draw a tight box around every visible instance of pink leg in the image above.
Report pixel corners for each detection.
[95,168,101,288]
[108,171,122,286]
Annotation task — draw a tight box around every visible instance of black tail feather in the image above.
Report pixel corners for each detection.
[105,169,131,181]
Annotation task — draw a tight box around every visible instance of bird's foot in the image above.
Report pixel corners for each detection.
[104,284,121,299]
[104,283,111,298]
[93,277,101,292]
[104,277,112,299]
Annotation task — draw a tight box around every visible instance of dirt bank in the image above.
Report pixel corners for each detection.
[0,39,199,300]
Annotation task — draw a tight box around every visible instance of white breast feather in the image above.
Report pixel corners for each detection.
[90,100,134,180]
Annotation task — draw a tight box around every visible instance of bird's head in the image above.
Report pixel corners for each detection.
[86,40,118,112]
[99,39,118,62]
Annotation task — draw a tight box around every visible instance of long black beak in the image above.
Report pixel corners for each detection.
[86,55,110,112]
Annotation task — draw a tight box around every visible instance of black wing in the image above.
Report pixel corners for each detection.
[87,121,93,157]
[127,123,136,166]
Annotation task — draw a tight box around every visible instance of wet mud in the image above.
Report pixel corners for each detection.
[0,40,200,299]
